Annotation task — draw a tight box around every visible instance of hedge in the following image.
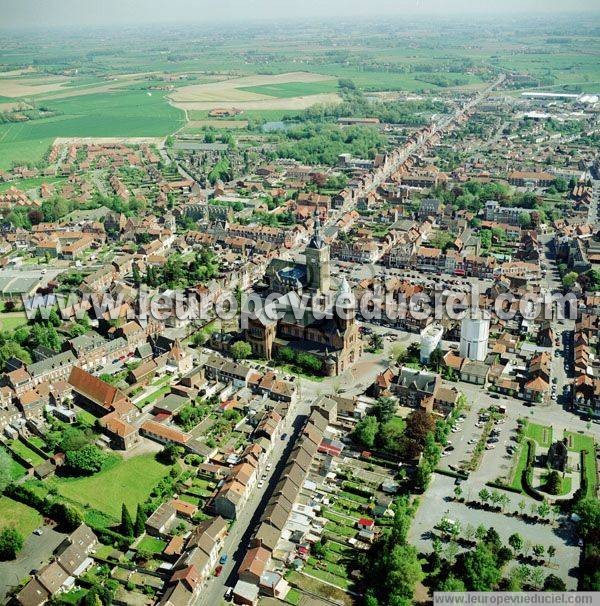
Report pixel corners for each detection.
[435,468,469,480]
[485,481,523,494]
[521,439,544,502]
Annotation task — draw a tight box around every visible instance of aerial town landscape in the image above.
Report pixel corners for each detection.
[0,1,599,605]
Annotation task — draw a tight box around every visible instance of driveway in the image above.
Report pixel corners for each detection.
[0,526,67,601]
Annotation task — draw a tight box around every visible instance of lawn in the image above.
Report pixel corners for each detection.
[135,384,171,409]
[8,439,45,467]
[509,442,530,491]
[285,588,301,605]
[0,312,28,332]
[565,431,598,499]
[137,535,167,555]
[238,80,339,98]
[286,571,354,606]
[303,565,351,590]
[2,448,27,480]
[523,422,552,447]
[0,176,66,193]
[0,496,42,537]
[56,453,171,520]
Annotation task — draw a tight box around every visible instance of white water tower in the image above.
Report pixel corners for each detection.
[459,315,489,362]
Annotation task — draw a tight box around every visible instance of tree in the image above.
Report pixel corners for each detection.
[454,486,463,499]
[543,574,566,591]
[574,498,600,540]
[438,576,466,592]
[276,346,295,364]
[65,445,107,475]
[509,533,524,553]
[373,397,397,423]
[158,444,183,465]
[50,501,83,531]
[59,427,90,453]
[478,488,491,504]
[405,410,436,447]
[353,415,379,449]
[30,322,61,351]
[230,340,252,360]
[134,504,147,536]
[459,544,501,591]
[518,499,526,516]
[537,501,551,518]
[0,527,24,560]
[369,333,383,351]
[384,544,423,602]
[530,566,545,590]
[429,347,444,371]
[562,271,578,288]
[546,545,556,563]
[532,544,545,560]
[121,504,134,537]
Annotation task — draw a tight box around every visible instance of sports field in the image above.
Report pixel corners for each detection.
[56,453,171,520]
[0,90,184,169]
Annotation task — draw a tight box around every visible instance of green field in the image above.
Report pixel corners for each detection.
[523,422,552,448]
[0,496,42,537]
[187,108,302,122]
[238,80,339,98]
[565,431,597,499]
[0,312,28,332]
[0,176,67,193]
[56,454,171,520]
[137,535,167,554]
[8,439,45,467]
[0,90,184,169]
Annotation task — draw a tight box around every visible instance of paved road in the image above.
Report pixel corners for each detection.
[195,342,395,605]
[196,397,312,606]
[0,526,67,601]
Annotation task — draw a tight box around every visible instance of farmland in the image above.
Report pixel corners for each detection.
[238,80,339,98]
[0,90,184,169]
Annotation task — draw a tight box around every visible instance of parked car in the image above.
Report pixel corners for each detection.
[224,588,233,601]
[220,554,228,565]
[258,480,264,489]
[33,528,43,536]
[215,566,223,577]
[281,433,288,440]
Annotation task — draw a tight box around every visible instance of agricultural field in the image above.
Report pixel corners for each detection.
[0,496,42,537]
[55,453,171,520]
[0,90,184,169]
[169,72,342,112]
[237,80,339,98]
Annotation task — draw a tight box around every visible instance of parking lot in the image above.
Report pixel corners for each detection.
[409,474,580,589]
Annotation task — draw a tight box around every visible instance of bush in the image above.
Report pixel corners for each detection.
[0,527,23,560]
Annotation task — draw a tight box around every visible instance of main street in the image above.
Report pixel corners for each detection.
[195,342,395,605]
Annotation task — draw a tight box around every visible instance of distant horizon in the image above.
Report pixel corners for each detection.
[1,0,599,30]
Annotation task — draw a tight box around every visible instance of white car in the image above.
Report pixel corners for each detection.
[258,481,265,489]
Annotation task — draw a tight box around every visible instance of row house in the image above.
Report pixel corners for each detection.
[27,351,76,388]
